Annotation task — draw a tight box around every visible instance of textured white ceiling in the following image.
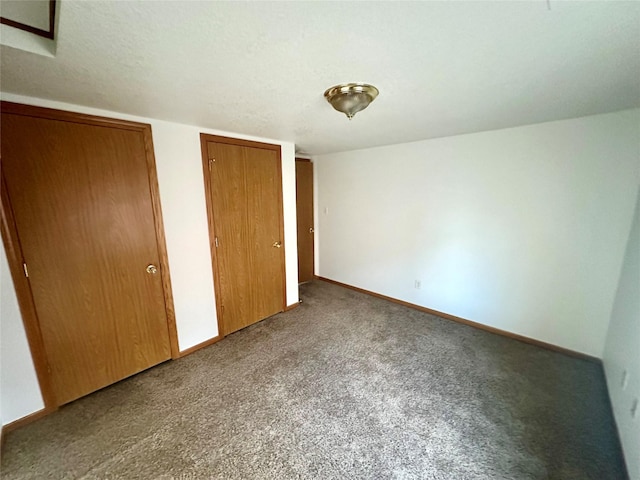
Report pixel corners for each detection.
[1,1,639,154]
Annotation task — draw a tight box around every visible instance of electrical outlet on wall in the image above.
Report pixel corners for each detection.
[414,280,421,289]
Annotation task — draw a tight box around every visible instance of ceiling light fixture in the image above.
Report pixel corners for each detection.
[324,83,379,120]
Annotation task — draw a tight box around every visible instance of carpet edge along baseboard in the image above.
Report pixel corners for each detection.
[314,276,601,364]
[1,406,55,436]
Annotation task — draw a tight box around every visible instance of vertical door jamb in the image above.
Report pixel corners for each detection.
[0,173,59,411]
[199,136,226,337]
[141,126,180,359]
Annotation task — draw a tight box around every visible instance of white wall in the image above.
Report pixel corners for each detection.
[313,109,640,357]
[0,92,298,425]
[604,187,640,480]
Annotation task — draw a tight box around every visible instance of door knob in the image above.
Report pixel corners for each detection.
[272,241,282,248]
[309,227,314,233]
[146,264,158,274]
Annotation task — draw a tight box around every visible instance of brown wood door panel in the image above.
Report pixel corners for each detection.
[1,113,171,405]
[296,160,314,283]
[205,137,285,335]
[245,146,285,320]
[208,142,252,334]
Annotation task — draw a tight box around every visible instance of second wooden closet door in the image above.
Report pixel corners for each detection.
[205,139,285,335]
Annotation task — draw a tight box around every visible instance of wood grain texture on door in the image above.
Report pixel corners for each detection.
[1,112,172,405]
[204,136,285,335]
[295,159,314,283]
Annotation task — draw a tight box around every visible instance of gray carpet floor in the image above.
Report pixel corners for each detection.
[1,280,627,479]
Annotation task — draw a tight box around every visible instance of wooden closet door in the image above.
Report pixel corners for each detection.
[295,160,314,283]
[206,139,285,335]
[1,112,172,405]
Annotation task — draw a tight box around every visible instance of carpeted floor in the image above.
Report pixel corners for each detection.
[1,280,627,479]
